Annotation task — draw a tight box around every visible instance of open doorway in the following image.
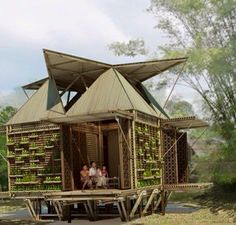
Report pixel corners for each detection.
[103,130,120,178]
[71,128,99,190]
[70,123,121,190]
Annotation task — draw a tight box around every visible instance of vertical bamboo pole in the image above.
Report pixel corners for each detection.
[98,122,103,165]
[69,126,74,190]
[128,119,134,189]
[6,125,11,192]
[60,125,66,190]
[159,120,164,187]
[160,190,165,215]
[132,117,137,189]
[175,129,179,184]
[118,118,124,189]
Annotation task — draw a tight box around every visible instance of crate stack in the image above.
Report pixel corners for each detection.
[135,122,162,188]
[6,124,62,191]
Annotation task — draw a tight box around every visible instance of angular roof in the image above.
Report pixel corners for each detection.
[45,68,166,123]
[23,49,187,94]
[7,79,65,125]
[66,68,161,118]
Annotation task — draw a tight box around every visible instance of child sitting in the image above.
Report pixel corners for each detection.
[96,165,108,188]
[101,165,108,188]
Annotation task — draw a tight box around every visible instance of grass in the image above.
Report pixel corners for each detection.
[129,188,236,225]
[128,208,235,225]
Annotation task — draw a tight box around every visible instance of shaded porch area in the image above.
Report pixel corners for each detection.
[60,116,132,191]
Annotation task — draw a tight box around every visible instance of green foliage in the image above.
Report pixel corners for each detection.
[108,38,148,57]
[0,134,7,191]
[166,97,194,117]
[149,0,236,127]
[0,106,17,190]
[0,106,17,125]
[109,0,236,188]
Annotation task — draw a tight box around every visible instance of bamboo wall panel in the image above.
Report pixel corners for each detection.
[162,129,177,184]
[177,132,188,183]
[107,130,119,177]
[119,118,131,189]
[72,130,81,189]
[61,125,72,190]
[86,133,98,163]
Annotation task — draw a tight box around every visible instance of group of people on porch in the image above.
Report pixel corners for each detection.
[80,161,108,190]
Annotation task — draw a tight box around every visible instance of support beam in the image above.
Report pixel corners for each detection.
[22,88,30,99]
[86,200,95,219]
[67,91,71,104]
[143,189,160,214]
[129,190,146,219]
[60,75,81,97]
[80,75,88,90]
[120,200,128,221]
[25,199,37,220]
[117,201,124,221]
[164,191,172,208]
[116,200,129,222]
[52,201,62,220]
[160,191,166,215]
[153,194,162,211]
[83,202,90,217]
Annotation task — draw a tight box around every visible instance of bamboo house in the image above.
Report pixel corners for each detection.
[4,49,209,221]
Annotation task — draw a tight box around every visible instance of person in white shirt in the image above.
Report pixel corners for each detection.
[89,161,97,187]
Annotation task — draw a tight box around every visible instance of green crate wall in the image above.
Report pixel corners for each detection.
[135,122,162,188]
[6,123,62,192]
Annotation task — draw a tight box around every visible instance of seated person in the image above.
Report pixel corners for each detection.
[102,165,108,187]
[89,161,97,187]
[80,164,92,190]
[101,165,108,177]
[96,165,109,188]
[96,167,103,188]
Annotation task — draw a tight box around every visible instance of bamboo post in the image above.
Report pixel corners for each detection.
[160,190,165,215]
[142,189,160,214]
[129,190,146,218]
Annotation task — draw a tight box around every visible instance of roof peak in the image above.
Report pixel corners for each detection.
[65,68,164,121]
[7,79,65,125]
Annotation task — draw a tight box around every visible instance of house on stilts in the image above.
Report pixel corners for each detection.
[4,49,210,221]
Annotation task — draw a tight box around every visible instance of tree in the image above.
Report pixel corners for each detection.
[149,0,236,126]
[165,97,195,117]
[0,106,17,125]
[109,0,236,187]
[108,38,148,57]
[109,0,236,145]
[0,106,16,191]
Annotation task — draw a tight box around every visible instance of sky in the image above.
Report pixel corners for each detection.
[0,0,198,109]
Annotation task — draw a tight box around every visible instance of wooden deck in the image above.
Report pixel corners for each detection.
[0,183,213,222]
[42,186,163,222]
[164,183,213,191]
